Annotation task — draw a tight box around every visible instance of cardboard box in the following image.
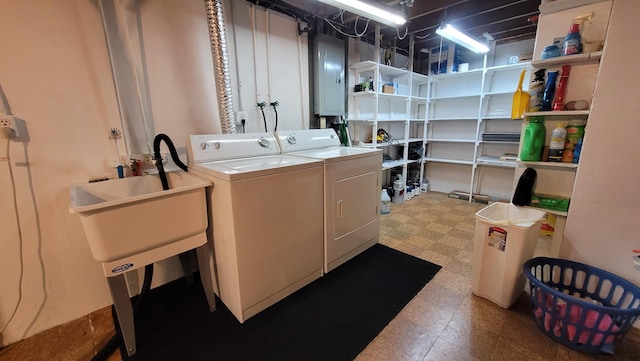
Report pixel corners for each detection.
[382,85,395,94]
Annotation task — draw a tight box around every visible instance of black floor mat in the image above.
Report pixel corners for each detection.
[120,244,441,361]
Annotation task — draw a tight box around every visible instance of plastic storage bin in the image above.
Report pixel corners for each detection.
[472,203,545,308]
[524,257,640,355]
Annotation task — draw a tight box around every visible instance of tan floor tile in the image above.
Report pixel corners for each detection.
[375,314,439,360]
[424,222,452,234]
[443,258,473,278]
[489,336,557,361]
[418,249,453,268]
[429,242,460,259]
[430,269,472,295]
[438,234,468,250]
[355,335,413,361]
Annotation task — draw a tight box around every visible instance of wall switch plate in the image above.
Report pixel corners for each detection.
[0,112,18,137]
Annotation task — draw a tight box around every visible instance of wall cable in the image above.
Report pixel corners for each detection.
[354,16,370,37]
[0,132,25,336]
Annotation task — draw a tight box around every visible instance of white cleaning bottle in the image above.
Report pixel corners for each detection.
[548,122,567,162]
[380,189,391,215]
[392,176,405,204]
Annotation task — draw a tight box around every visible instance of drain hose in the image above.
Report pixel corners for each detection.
[153,133,189,190]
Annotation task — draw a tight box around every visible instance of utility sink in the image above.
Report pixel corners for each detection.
[69,171,211,268]
[70,171,217,356]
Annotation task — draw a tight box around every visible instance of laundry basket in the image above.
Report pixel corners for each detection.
[524,257,640,354]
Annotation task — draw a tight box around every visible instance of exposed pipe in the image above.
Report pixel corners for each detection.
[296,22,306,129]
[266,9,273,105]
[229,0,243,112]
[251,4,261,105]
[205,0,236,134]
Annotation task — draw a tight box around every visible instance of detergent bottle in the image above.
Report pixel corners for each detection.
[519,116,546,161]
[563,23,581,55]
[380,189,391,215]
[392,176,405,204]
[548,122,567,162]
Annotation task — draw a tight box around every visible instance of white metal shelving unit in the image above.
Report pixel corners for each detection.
[424,58,532,201]
[348,60,428,186]
[348,57,533,198]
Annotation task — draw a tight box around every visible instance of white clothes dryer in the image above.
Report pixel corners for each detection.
[187,132,324,323]
[276,129,382,272]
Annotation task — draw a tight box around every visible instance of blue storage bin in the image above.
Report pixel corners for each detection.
[524,257,640,354]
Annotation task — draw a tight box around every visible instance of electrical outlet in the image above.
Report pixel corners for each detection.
[237,111,248,125]
[0,112,19,137]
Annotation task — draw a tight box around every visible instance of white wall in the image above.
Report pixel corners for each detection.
[561,0,640,285]
[0,0,309,346]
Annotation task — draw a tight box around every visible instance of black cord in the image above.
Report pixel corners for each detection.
[270,101,279,132]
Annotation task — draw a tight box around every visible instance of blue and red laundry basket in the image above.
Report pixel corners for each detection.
[524,257,640,354]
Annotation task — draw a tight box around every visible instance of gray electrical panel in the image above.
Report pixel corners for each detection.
[313,34,345,116]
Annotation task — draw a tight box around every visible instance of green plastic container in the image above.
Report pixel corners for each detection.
[520,116,546,161]
[530,193,570,212]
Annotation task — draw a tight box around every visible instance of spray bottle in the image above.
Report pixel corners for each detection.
[528,69,546,112]
[564,12,594,55]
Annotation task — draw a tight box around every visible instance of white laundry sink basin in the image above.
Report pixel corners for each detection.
[69,171,211,264]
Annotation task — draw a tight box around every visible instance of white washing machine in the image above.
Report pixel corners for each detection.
[276,129,383,272]
[187,132,324,323]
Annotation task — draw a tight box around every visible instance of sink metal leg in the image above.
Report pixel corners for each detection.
[196,243,217,312]
[178,250,195,285]
[107,274,137,356]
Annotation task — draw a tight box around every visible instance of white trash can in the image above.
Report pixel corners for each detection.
[471,202,545,308]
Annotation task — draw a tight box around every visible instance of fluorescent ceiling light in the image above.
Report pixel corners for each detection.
[317,0,406,27]
[436,23,489,54]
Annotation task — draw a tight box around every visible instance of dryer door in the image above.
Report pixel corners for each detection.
[333,171,378,239]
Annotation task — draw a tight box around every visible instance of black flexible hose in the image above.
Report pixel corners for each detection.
[257,102,267,132]
[270,101,279,132]
[260,108,267,132]
[153,133,189,190]
[91,265,154,361]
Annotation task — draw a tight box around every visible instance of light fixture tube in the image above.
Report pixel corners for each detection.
[317,0,406,27]
[436,23,489,54]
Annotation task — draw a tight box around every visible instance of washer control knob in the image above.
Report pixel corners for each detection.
[286,135,296,144]
[200,143,209,150]
[213,142,221,149]
[258,137,270,148]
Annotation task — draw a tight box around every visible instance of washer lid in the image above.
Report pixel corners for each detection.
[189,154,322,181]
[276,128,341,152]
[288,146,382,161]
[188,133,280,163]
